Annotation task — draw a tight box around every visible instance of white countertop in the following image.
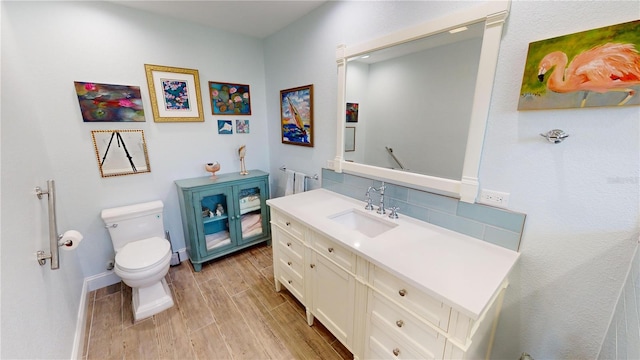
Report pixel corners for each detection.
[267,188,520,320]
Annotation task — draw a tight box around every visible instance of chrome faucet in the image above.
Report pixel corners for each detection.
[364,186,375,210]
[376,182,386,214]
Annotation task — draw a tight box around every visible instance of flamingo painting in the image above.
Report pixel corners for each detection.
[518,19,640,110]
[538,43,640,107]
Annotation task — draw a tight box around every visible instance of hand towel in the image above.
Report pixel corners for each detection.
[294,172,306,194]
[284,169,295,196]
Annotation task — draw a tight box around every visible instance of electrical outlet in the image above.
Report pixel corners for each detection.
[479,189,510,209]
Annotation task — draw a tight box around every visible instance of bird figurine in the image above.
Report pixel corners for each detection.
[537,43,640,107]
[205,161,220,179]
[238,145,249,175]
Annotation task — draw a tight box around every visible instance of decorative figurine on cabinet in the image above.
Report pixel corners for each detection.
[205,162,221,179]
[238,145,249,175]
[215,204,224,216]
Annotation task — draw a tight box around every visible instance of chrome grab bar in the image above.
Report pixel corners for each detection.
[385,147,406,170]
[35,179,61,270]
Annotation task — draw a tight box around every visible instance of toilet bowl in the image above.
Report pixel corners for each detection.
[101,201,175,322]
[115,237,174,321]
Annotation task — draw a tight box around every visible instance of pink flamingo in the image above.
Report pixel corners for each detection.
[537,43,640,107]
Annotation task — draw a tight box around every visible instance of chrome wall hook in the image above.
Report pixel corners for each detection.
[541,129,569,144]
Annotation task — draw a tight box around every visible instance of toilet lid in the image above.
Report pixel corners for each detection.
[116,237,171,271]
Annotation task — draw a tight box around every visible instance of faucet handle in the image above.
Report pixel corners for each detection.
[388,207,400,219]
[365,197,375,211]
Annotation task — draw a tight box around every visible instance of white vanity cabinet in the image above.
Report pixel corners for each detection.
[308,232,357,348]
[271,209,358,351]
[267,189,519,360]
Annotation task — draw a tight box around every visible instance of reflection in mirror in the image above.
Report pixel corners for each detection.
[344,21,484,180]
[345,127,356,152]
[334,1,510,202]
[91,130,150,177]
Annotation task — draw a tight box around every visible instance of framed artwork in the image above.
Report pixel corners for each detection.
[236,119,250,134]
[345,126,356,152]
[280,84,314,147]
[218,120,233,134]
[91,130,150,177]
[144,64,204,122]
[74,82,145,122]
[346,102,359,123]
[518,19,640,110]
[209,82,251,115]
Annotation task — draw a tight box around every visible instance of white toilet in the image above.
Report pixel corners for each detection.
[101,200,174,321]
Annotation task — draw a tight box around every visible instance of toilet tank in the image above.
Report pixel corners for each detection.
[101,200,165,252]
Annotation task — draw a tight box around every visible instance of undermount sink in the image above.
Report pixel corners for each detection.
[328,209,397,238]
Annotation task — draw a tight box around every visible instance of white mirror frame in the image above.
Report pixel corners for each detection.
[331,1,510,203]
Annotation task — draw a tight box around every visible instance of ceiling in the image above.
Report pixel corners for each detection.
[109,0,327,39]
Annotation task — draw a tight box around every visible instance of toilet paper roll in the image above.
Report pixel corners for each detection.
[59,230,83,251]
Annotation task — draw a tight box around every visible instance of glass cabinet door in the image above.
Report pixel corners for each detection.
[235,181,267,244]
[196,187,236,256]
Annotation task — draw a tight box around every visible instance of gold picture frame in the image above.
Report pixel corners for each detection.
[144,64,204,122]
[91,130,151,177]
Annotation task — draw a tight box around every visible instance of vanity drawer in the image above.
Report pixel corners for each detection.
[271,210,305,240]
[276,230,305,260]
[368,322,429,360]
[371,265,451,331]
[311,232,355,272]
[277,267,305,303]
[277,248,304,281]
[369,290,446,358]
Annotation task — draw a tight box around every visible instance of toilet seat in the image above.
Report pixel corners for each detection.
[115,237,171,272]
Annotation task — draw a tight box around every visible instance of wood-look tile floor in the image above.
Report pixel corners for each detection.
[83,243,353,360]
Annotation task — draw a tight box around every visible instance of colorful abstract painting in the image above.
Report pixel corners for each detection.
[346,103,359,122]
[74,82,145,122]
[218,120,233,134]
[209,82,251,115]
[518,20,640,110]
[161,79,190,110]
[280,84,313,147]
[236,119,250,134]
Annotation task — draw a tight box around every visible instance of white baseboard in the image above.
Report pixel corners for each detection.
[86,270,121,292]
[71,271,121,359]
[71,278,89,359]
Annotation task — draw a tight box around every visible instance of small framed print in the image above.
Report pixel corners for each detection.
[346,102,359,123]
[144,64,204,122]
[236,119,250,134]
[218,120,233,134]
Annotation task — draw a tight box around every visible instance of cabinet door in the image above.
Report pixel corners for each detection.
[194,186,236,257]
[309,250,356,349]
[233,180,268,245]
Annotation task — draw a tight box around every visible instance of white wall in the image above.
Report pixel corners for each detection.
[264,1,639,358]
[1,1,270,357]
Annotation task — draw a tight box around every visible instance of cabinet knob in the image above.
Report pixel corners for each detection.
[327,247,334,253]
[286,221,291,226]
[398,289,407,297]
[396,320,404,328]
[392,348,400,356]
[310,264,315,268]
[287,261,292,266]
[286,242,292,247]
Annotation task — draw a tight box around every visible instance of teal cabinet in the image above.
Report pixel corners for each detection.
[176,171,271,271]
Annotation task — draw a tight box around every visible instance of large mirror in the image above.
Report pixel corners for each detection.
[91,129,151,177]
[333,1,510,202]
